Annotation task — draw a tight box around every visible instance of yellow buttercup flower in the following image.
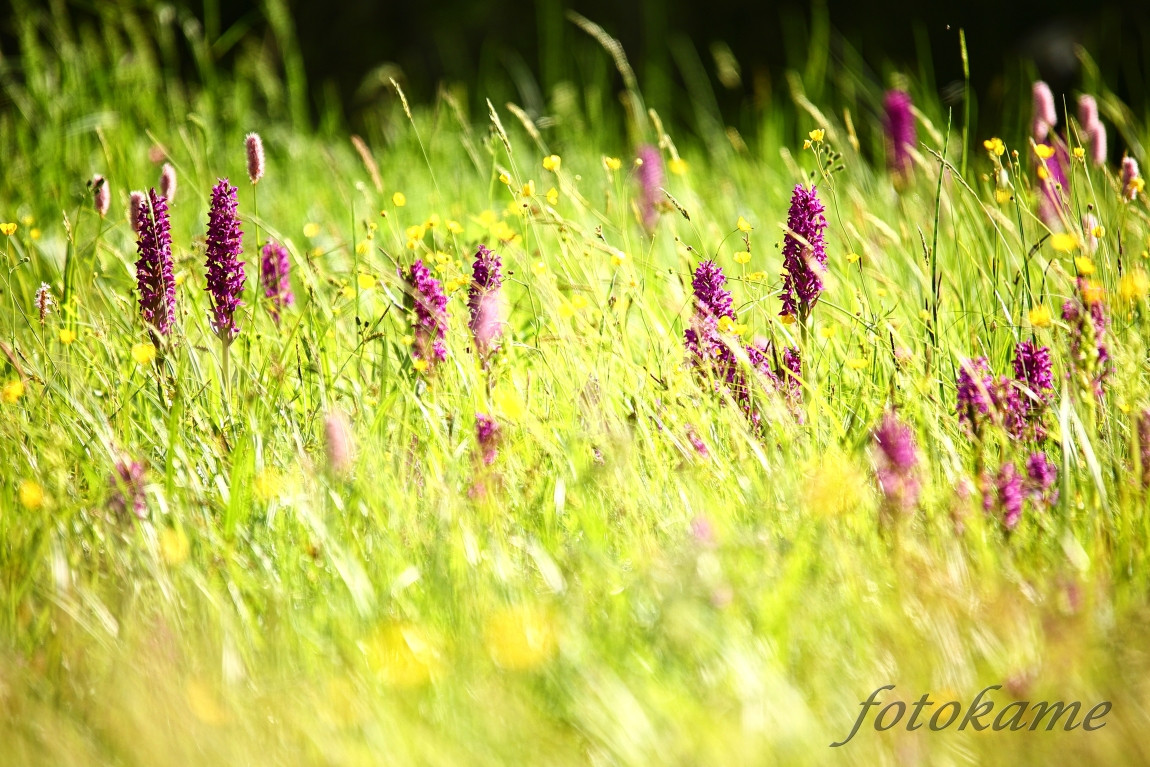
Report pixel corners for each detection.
[1073,147,1086,160]
[1034,144,1056,160]
[391,192,406,207]
[0,223,17,236]
[131,343,156,366]
[818,326,837,339]
[1082,280,1106,305]
[983,137,1005,156]
[995,189,1012,204]
[1091,224,1105,239]
[733,251,751,264]
[668,157,688,176]
[521,180,535,197]
[603,156,622,171]
[1029,304,1053,327]
[610,249,626,267]
[2,379,24,403]
[845,252,860,264]
[546,187,559,206]
[446,219,464,234]
[498,172,511,185]
[1074,257,1095,275]
[542,154,561,172]
[1119,269,1150,302]
[1050,233,1079,252]
[736,216,752,233]
[413,358,429,372]
[808,128,825,143]
[59,328,77,345]
[18,479,44,509]
[845,358,869,370]
[303,222,320,238]
[357,273,376,290]
[531,261,547,276]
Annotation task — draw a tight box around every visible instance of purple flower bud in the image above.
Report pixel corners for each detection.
[109,459,147,520]
[779,184,828,321]
[245,132,265,185]
[1013,340,1054,439]
[134,189,176,343]
[324,409,354,476]
[36,283,54,326]
[636,144,664,232]
[468,244,505,361]
[128,191,146,233]
[883,89,916,179]
[1121,156,1141,202]
[873,410,921,516]
[407,259,448,371]
[92,175,109,218]
[476,413,500,465]
[1038,141,1070,228]
[260,239,294,323]
[1025,452,1058,509]
[985,462,1024,531]
[1077,96,1108,167]
[160,163,177,201]
[1077,94,1099,128]
[1031,81,1057,141]
[204,179,246,342]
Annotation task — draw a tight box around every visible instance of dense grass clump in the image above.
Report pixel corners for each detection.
[2,5,1150,765]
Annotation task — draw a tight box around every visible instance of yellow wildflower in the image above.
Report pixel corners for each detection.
[604,156,622,171]
[59,328,76,345]
[532,261,547,276]
[1028,304,1053,327]
[498,172,511,185]
[780,314,796,325]
[365,623,443,687]
[610,249,626,267]
[446,219,464,234]
[131,343,156,366]
[413,358,429,373]
[357,273,376,290]
[542,154,561,172]
[1050,233,1079,252]
[1034,144,1056,160]
[818,326,837,339]
[18,480,43,509]
[391,192,406,207]
[736,216,752,232]
[1073,147,1086,160]
[521,180,535,197]
[1082,280,1106,305]
[30,228,40,241]
[546,187,559,206]
[668,157,688,175]
[2,379,25,403]
[983,138,1005,156]
[0,223,16,236]
[1119,269,1150,302]
[355,241,369,255]
[733,251,751,264]
[845,252,860,264]
[1091,224,1105,239]
[808,128,825,143]
[303,222,320,238]
[845,358,869,370]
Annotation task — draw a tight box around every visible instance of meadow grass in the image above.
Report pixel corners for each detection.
[2,4,1150,765]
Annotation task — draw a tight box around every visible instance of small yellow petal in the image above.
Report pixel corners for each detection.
[1028,304,1053,327]
[59,328,77,345]
[808,129,825,143]
[733,251,751,264]
[392,192,406,207]
[604,156,622,171]
[668,157,688,176]
[542,154,561,172]
[779,314,796,325]
[446,219,464,234]
[1034,144,1056,160]
[1073,147,1086,160]
[846,358,869,370]
[303,222,320,238]
[1074,256,1095,275]
[736,216,752,233]
[357,273,376,290]
[546,187,559,205]
[845,252,860,264]
[0,223,17,236]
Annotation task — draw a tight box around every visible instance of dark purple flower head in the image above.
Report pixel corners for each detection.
[476,413,500,465]
[204,178,246,342]
[779,184,828,321]
[984,462,1024,531]
[407,259,448,371]
[468,244,505,360]
[691,260,735,321]
[1013,341,1054,439]
[636,144,664,232]
[1025,451,1059,509]
[1077,95,1107,166]
[873,410,921,516]
[108,459,147,520]
[134,189,176,344]
[957,357,1028,439]
[260,239,294,323]
[686,426,708,458]
[883,89,916,178]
